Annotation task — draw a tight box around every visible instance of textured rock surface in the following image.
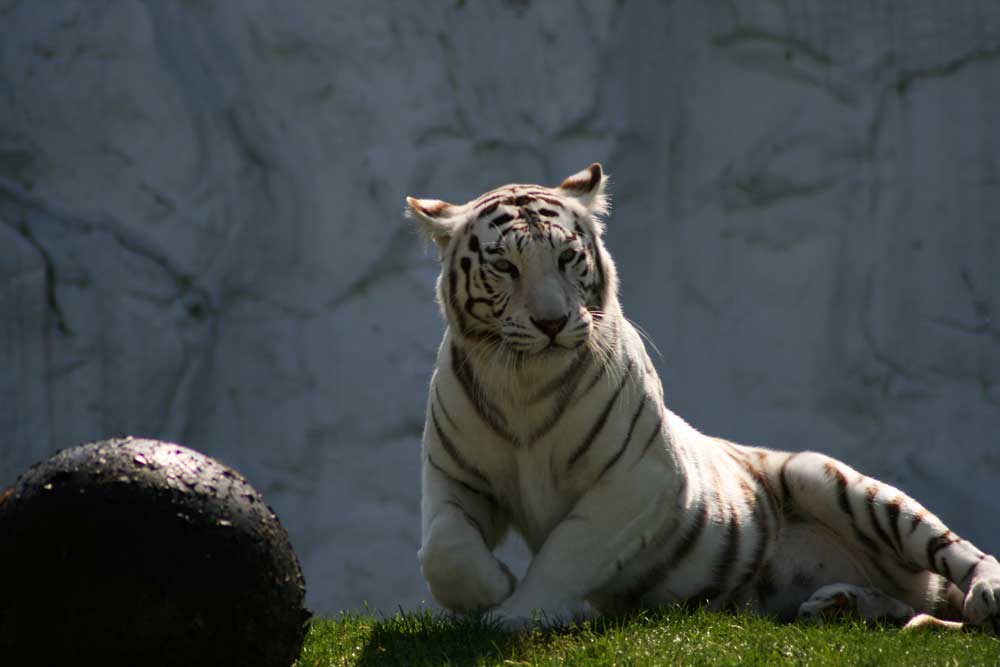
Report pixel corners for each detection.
[1,1,997,614]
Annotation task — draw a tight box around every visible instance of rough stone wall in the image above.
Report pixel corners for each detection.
[1,1,997,614]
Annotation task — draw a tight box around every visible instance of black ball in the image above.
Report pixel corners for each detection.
[0,438,310,666]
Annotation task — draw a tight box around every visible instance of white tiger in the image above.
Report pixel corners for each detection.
[406,163,1000,631]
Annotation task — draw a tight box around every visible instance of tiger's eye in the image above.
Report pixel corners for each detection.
[493,259,519,277]
[559,248,577,264]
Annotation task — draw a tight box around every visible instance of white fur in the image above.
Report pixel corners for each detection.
[407,165,1000,632]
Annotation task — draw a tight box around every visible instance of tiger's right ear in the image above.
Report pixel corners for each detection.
[558,163,609,215]
[406,197,463,250]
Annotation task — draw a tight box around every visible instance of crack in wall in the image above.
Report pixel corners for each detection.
[0,212,70,335]
[895,44,1000,94]
[326,224,425,311]
[0,176,213,320]
[713,27,834,67]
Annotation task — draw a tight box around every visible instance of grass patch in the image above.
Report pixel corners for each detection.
[295,607,1000,667]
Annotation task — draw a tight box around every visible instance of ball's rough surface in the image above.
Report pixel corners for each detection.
[0,437,310,666]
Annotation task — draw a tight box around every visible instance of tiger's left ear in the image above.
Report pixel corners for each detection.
[406,196,464,249]
[558,163,609,215]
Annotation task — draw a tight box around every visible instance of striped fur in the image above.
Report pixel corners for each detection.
[408,164,1000,631]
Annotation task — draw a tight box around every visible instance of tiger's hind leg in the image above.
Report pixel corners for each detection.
[797,583,915,625]
[797,583,966,630]
[775,451,1000,632]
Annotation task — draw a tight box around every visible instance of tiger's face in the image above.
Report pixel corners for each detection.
[408,164,615,360]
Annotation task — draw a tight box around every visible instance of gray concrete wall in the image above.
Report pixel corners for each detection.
[1,1,998,614]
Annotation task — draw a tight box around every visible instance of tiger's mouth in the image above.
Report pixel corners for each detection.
[547,339,586,352]
[499,337,585,359]
[498,319,593,357]
[495,343,583,369]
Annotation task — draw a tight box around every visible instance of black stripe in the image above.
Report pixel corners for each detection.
[579,361,608,397]
[523,193,565,208]
[740,456,781,525]
[446,249,470,336]
[477,201,500,217]
[778,453,797,503]
[426,454,494,502]
[596,395,647,480]
[865,486,897,555]
[624,501,709,603]
[460,256,492,325]
[530,349,590,402]
[688,509,740,606]
[434,385,459,432]
[492,222,515,238]
[886,497,904,552]
[527,354,592,444]
[960,555,986,588]
[590,241,608,311]
[566,359,635,470]
[490,213,514,226]
[431,403,489,487]
[450,343,516,444]
[441,499,487,544]
[829,464,881,555]
[735,480,769,591]
[830,465,852,515]
[671,503,711,566]
[458,257,472,280]
[629,413,663,470]
[474,192,505,209]
[710,512,741,599]
[926,532,959,574]
[940,556,954,582]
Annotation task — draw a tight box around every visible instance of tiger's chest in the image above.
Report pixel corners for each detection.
[439,350,633,552]
[475,409,596,546]
[493,445,577,552]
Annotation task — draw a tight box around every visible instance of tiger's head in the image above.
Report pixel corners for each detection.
[407,163,618,361]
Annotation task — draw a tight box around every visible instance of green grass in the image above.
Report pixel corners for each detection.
[295,608,1000,667]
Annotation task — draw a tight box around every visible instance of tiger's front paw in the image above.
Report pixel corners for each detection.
[963,559,1000,632]
[492,596,593,632]
[420,542,516,612]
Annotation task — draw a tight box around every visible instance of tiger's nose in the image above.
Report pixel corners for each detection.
[531,315,569,340]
